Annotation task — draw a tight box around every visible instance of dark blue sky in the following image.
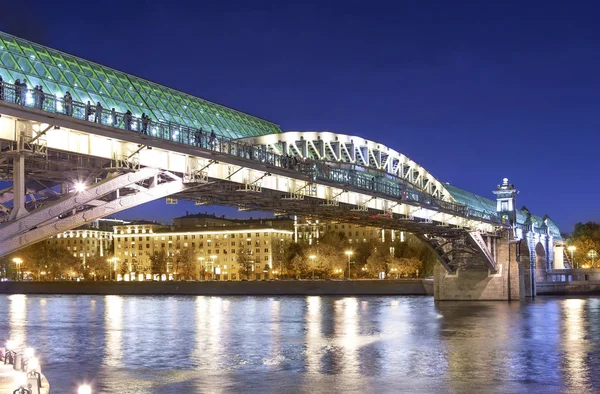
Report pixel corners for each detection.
[3,0,599,232]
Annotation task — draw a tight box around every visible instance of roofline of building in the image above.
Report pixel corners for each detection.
[113,228,294,236]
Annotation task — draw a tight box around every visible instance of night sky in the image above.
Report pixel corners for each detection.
[2,0,599,233]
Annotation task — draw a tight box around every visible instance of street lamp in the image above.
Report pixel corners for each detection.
[78,385,92,394]
[198,257,205,281]
[309,255,316,280]
[345,251,353,280]
[567,246,576,268]
[588,249,598,268]
[107,257,119,281]
[210,255,217,280]
[14,372,28,393]
[74,182,86,193]
[279,238,284,279]
[12,258,22,281]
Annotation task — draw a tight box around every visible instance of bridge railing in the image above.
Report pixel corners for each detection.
[0,82,501,225]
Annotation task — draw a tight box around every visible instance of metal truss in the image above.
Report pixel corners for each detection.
[468,231,498,271]
[173,179,501,272]
[0,106,504,265]
[0,168,192,255]
[240,131,453,201]
[415,232,499,273]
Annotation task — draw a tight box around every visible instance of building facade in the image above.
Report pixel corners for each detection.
[295,217,404,245]
[46,219,125,263]
[112,222,293,281]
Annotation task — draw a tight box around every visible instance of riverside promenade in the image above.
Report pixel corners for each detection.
[0,363,49,394]
[0,279,434,296]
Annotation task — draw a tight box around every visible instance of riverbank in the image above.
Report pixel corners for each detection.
[0,279,432,296]
[537,281,600,295]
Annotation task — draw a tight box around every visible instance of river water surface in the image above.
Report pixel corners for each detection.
[0,294,599,393]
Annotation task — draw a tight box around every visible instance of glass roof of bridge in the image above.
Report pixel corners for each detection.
[445,183,562,239]
[0,31,281,139]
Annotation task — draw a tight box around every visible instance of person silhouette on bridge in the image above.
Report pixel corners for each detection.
[209,130,216,148]
[141,113,150,134]
[33,85,40,108]
[39,86,45,110]
[194,128,203,147]
[20,80,27,106]
[14,79,21,105]
[64,91,73,116]
[124,110,132,130]
[111,108,117,127]
[0,76,3,101]
[85,101,93,121]
[95,102,103,124]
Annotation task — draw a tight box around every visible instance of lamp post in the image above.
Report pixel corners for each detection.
[12,258,22,281]
[210,255,217,280]
[108,257,119,281]
[345,251,353,280]
[309,255,316,280]
[279,238,284,279]
[198,257,205,281]
[588,249,598,268]
[567,246,576,269]
[14,372,29,394]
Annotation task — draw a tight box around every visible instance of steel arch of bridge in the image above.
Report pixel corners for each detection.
[241,131,451,201]
[0,86,505,272]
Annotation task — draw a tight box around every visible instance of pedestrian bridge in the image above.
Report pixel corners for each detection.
[0,31,563,299]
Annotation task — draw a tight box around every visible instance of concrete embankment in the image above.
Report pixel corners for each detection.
[537,281,600,296]
[0,279,433,296]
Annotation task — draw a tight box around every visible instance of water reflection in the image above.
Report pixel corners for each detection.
[1,295,600,393]
[9,294,27,348]
[562,298,590,390]
[305,296,321,374]
[104,295,123,367]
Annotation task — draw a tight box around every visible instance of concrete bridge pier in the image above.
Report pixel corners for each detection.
[434,232,526,301]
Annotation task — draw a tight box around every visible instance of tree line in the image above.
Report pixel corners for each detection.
[566,222,600,268]
[265,231,437,279]
[1,231,438,281]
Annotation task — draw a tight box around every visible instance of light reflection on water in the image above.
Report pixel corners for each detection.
[0,295,599,393]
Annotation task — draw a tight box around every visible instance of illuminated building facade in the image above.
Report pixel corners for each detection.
[46,219,125,262]
[112,222,293,280]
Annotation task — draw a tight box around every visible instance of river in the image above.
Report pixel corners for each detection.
[0,294,598,393]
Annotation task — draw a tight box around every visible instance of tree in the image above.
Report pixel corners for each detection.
[5,242,80,280]
[284,242,305,278]
[177,248,196,280]
[354,241,375,267]
[271,238,289,276]
[569,222,600,267]
[237,248,253,279]
[117,260,128,277]
[86,255,111,280]
[391,257,421,277]
[151,250,167,277]
[393,235,437,277]
[306,243,345,278]
[287,254,309,278]
[367,244,394,278]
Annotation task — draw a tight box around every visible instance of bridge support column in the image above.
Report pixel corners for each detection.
[434,233,525,301]
[8,153,27,220]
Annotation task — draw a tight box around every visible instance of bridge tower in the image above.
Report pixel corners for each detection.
[493,178,518,226]
[433,178,525,301]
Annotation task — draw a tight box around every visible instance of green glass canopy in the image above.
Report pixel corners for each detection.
[0,31,281,139]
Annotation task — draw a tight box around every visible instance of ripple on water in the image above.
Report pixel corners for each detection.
[1,295,600,393]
